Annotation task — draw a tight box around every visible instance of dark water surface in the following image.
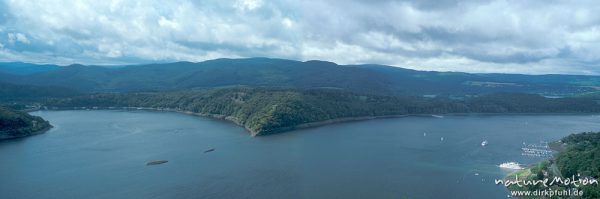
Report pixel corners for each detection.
[2,110,600,199]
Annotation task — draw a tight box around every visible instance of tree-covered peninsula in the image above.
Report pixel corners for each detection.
[0,106,52,140]
[42,88,600,136]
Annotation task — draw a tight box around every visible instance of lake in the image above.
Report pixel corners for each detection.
[2,110,600,199]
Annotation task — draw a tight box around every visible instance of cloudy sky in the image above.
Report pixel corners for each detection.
[0,0,599,74]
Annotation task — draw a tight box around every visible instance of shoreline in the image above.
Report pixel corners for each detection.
[502,140,567,195]
[34,106,600,136]
[0,125,53,140]
[37,106,261,135]
[258,115,412,136]
[34,106,423,136]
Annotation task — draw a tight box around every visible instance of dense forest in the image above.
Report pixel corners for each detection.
[0,106,52,140]
[0,81,80,100]
[507,132,600,199]
[42,88,600,135]
[2,58,599,96]
[3,59,600,136]
[555,132,600,198]
[2,58,600,136]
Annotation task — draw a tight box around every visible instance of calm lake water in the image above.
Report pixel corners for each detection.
[2,110,600,199]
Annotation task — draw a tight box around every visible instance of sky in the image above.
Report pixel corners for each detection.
[0,0,600,74]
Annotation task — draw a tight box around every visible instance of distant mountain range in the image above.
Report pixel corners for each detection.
[3,58,600,136]
[0,81,80,100]
[0,62,59,75]
[1,57,600,97]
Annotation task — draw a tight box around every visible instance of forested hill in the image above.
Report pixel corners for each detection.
[0,62,59,75]
[507,132,600,199]
[555,132,600,198]
[2,58,600,96]
[557,132,600,181]
[3,58,600,136]
[42,88,600,136]
[0,106,52,140]
[0,81,80,100]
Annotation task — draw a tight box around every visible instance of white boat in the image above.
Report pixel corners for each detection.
[498,162,523,170]
[481,140,488,146]
[432,114,444,118]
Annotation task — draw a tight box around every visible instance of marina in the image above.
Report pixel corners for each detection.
[520,141,553,157]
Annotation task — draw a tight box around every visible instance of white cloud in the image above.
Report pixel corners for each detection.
[0,0,599,74]
[7,33,30,44]
[234,0,263,11]
[158,16,180,30]
[281,17,293,28]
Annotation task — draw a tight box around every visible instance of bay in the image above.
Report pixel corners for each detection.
[2,110,600,198]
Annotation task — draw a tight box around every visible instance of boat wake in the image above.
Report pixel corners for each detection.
[498,162,523,170]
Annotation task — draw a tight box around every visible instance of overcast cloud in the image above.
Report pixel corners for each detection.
[0,0,599,74]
